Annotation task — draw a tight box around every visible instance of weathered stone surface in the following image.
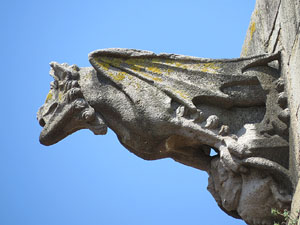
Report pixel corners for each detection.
[241,0,300,223]
[36,1,300,224]
[37,46,292,224]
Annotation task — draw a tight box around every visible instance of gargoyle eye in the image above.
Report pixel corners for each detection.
[44,102,58,117]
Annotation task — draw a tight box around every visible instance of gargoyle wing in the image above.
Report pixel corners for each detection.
[89,48,272,111]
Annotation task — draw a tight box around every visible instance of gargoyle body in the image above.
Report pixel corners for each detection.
[37,48,292,225]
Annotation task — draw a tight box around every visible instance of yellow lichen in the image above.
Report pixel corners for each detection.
[151,58,160,63]
[206,63,220,70]
[242,20,256,55]
[166,68,174,75]
[107,71,126,81]
[45,91,53,103]
[243,44,248,55]
[58,92,63,102]
[200,63,220,73]
[130,81,141,90]
[125,58,142,65]
[140,72,162,82]
[116,72,126,81]
[96,57,126,70]
[99,57,122,68]
[162,60,189,70]
[175,90,188,99]
[175,62,183,68]
[174,89,189,99]
[130,64,142,72]
[111,58,123,67]
[250,21,256,41]
[95,56,168,82]
[147,66,162,74]
[136,82,141,89]
[165,59,173,64]
[95,61,110,71]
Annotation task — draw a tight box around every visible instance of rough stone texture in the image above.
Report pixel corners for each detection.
[37,47,292,224]
[241,0,300,223]
[36,1,300,224]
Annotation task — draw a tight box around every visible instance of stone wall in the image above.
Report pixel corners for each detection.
[241,0,300,219]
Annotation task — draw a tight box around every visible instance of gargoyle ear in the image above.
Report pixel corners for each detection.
[49,62,66,81]
[87,112,107,135]
[49,62,79,81]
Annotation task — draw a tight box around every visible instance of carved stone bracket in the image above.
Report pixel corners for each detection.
[38,48,292,225]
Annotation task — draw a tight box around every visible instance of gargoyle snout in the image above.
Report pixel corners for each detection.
[37,107,45,127]
[37,105,52,128]
[38,117,46,127]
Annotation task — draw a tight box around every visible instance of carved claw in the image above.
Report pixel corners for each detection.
[218,144,247,173]
[176,105,186,117]
[219,125,229,136]
[205,115,219,129]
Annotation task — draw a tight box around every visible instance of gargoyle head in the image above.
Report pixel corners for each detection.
[37,62,107,146]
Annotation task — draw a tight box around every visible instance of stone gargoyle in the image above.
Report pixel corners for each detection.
[37,48,292,225]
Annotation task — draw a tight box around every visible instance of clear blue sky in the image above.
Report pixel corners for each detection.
[1,1,255,225]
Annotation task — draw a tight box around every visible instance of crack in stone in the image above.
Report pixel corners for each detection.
[264,0,281,49]
[272,27,281,53]
[288,23,300,64]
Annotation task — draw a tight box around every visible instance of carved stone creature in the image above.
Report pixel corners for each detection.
[37,48,292,225]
